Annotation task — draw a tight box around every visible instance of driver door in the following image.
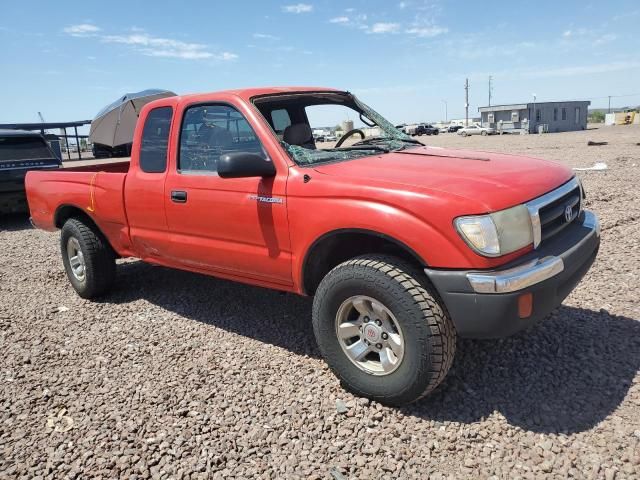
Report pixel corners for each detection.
[163,102,292,285]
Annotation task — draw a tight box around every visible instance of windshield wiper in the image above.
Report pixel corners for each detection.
[397,138,422,145]
[357,136,423,146]
[336,145,390,153]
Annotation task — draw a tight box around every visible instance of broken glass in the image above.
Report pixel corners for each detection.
[279,93,422,166]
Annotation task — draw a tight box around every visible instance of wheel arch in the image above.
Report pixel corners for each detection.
[54,204,115,252]
[301,228,427,295]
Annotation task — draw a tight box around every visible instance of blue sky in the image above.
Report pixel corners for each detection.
[1,0,639,126]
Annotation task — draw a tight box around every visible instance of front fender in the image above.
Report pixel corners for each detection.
[288,195,472,292]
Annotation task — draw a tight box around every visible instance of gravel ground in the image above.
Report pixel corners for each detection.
[1,124,639,479]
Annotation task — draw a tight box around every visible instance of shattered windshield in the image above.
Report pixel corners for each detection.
[253,92,421,166]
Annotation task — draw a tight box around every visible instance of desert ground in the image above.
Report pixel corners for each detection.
[1,125,639,479]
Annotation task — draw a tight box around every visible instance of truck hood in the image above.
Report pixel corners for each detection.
[311,146,574,212]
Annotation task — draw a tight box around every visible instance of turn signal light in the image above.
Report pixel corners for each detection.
[518,293,533,318]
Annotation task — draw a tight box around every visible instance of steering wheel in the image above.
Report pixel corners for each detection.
[335,129,365,148]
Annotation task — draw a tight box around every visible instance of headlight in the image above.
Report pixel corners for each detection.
[455,205,533,257]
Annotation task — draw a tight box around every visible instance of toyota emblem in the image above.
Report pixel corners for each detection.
[564,205,573,223]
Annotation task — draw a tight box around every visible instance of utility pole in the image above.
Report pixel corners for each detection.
[465,78,469,127]
[608,95,612,113]
[488,76,493,107]
[532,93,537,134]
[442,99,448,123]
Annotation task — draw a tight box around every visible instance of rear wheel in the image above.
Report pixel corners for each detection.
[481,130,488,136]
[60,218,115,299]
[312,255,456,406]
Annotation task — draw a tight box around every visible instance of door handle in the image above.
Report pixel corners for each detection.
[171,190,187,203]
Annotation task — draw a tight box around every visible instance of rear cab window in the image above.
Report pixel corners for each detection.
[270,109,291,138]
[139,107,173,173]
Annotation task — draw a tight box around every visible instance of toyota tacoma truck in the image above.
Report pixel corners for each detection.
[25,87,600,405]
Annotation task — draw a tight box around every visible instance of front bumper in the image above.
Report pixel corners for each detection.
[425,210,600,339]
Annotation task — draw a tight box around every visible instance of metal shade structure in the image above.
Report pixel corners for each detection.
[89,89,176,147]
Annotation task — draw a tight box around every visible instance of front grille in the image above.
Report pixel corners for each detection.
[539,186,581,241]
[526,178,582,248]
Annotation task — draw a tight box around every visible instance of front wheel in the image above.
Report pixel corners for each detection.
[312,255,456,406]
[481,130,488,136]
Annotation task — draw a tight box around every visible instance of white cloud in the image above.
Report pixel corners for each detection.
[405,25,447,37]
[282,3,313,13]
[253,33,278,40]
[103,33,225,60]
[524,61,640,79]
[63,23,101,37]
[562,30,572,37]
[399,1,408,8]
[64,26,237,61]
[329,16,350,24]
[593,33,617,46]
[368,22,401,34]
[218,51,239,61]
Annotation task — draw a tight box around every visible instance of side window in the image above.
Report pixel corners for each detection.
[139,107,172,173]
[270,109,291,134]
[179,104,264,173]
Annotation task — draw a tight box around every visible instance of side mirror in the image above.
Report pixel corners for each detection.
[217,152,276,179]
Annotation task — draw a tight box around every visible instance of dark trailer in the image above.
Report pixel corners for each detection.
[0,129,61,213]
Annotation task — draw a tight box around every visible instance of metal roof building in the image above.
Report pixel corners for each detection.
[478,101,591,133]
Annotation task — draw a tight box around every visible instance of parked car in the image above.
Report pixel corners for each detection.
[315,136,325,143]
[457,125,496,136]
[448,125,464,133]
[325,134,337,142]
[439,126,449,133]
[0,129,61,213]
[420,124,439,136]
[26,87,599,406]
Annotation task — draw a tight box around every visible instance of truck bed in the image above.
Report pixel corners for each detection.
[25,161,130,250]
[62,159,130,173]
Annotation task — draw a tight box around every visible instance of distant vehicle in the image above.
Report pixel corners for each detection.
[315,136,326,143]
[0,129,61,213]
[92,143,132,159]
[325,134,337,142]
[457,125,496,136]
[395,124,422,136]
[448,125,464,133]
[420,124,439,136]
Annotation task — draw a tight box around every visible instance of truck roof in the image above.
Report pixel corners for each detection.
[176,86,342,103]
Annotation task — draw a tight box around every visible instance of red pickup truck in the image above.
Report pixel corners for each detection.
[26,87,600,405]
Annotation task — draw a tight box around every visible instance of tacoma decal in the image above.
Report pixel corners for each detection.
[249,195,284,204]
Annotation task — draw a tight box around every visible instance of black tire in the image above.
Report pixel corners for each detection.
[312,255,456,406]
[60,218,116,299]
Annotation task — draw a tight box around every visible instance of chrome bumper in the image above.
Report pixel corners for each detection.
[466,210,599,294]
